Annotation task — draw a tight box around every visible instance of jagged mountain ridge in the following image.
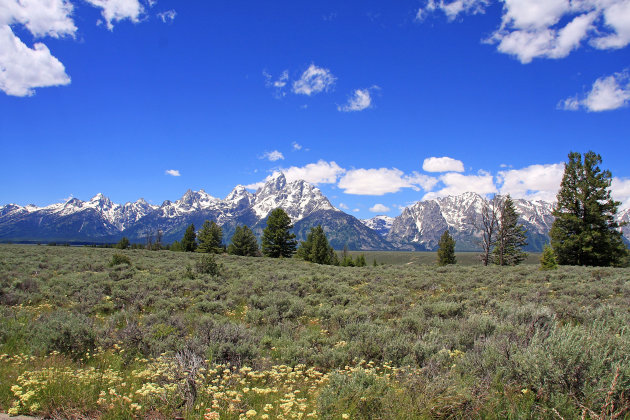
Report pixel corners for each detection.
[0,173,389,249]
[386,192,556,251]
[1,176,628,251]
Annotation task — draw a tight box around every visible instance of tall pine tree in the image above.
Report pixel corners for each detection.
[296,225,338,265]
[493,195,527,266]
[550,151,627,266]
[262,208,297,258]
[181,223,197,252]
[197,220,223,253]
[437,230,456,266]
[228,225,260,256]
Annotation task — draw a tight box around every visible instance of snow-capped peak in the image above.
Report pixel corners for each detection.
[251,174,335,221]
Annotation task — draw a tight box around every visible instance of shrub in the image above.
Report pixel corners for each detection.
[31,311,97,359]
[195,254,222,276]
[109,253,131,267]
[318,369,391,419]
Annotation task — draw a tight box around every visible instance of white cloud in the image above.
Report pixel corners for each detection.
[244,181,266,191]
[84,0,144,30]
[612,178,630,209]
[158,10,176,23]
[261,150,285,162]
[165,169,181,177]
[0,0,77,38]
[281,160,345,184]
[418,0,490,21]
[292,64,336,96]
[497,163,565,202]
[338,202,349,210]
[0,0,151,97]
[292,141,302,151]
[0,25,71,96]
[422,156,465,173]
[419,0,630,62]
[559,70,630,112]
[369,203,391,213]
[339,168,438,195]
[423,172,497,199]
[353,208,360,212]
[338,87,375,112]
[263,70,289,97]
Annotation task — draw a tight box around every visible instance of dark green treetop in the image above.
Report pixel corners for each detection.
[197,220,223,254]
[550,151,627,266]
[296,225,338,265]
[262,208,298,258]
[181,223,197,252]
[437,230,456,266]
[228,225,260,257]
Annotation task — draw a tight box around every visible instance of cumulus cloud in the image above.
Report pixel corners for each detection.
[0,0,152,97]
[292,141,303,151]
[0,25,71,96]
[84,0,144,30]
[292,64,336,96]
[158,10,176,23]
[418,0,630,63]
[369,203,391,213]
[281,160,345,184]
[559,70,630,112]
[422,156,465,173]
[497,163,565,202]
[612,178,630,209]
[339,168,438,195]
[338,87,378,112]
[0,0,77,38]
[165,169,181,177]
[423,172,497,199]
[261,150,285,162]
[338,202,350,210]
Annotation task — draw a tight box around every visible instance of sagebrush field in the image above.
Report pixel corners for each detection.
[0,245,629,419]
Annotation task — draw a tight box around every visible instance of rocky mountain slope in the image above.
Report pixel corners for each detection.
[387,193,556,251]
[0,173,388,249]
[1,175,628,251]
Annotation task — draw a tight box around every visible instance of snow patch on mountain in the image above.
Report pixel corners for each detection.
[361,215,395,236]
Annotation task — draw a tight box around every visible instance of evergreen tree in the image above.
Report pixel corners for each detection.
[355,254,366,267]
[296,225,337,265]
[540,244,558,271]
[197,220,223,253]
[493,195,527,266]
[228,225,260,256]
[170,240,183,252]
[115,237,130,250]
[262,208,297,258]
[550,151,628,266]
[181,223,197,252]
[437,230,456,266]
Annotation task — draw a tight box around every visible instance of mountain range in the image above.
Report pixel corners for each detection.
[1,172,629,251]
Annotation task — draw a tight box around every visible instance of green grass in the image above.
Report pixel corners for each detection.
[0,244,629,419]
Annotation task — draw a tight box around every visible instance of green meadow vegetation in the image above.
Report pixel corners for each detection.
[0,244,629,419]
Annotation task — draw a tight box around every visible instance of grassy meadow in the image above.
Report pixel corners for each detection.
[0,244,629,419]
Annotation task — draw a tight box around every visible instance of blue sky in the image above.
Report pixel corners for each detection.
[1,0,630,218]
